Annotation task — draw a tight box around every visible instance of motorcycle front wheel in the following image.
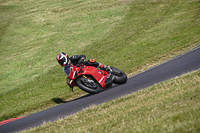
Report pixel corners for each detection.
[75,76,101,94]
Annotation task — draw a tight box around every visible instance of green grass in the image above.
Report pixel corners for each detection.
[0,0,200,122]
[21,69,200,133]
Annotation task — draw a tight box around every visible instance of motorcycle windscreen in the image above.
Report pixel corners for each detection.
[63,65,71,77]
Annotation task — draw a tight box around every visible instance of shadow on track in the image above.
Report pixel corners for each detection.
[51,94,92,104]
[51,85,118,104]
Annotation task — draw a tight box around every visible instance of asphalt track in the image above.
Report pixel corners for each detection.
[1,46,200,133]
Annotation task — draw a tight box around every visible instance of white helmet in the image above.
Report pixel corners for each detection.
[56,52,69,67]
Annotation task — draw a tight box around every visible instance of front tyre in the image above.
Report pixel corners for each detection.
[75,77,101,94]
[111,67,127,84]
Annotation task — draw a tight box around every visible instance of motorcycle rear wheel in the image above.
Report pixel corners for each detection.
[75,76,101,94]
[111,67,127,84]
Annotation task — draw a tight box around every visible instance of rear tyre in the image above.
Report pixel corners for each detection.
[111,67,127,84]
[75,77,101,94]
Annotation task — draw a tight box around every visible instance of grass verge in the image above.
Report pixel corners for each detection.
[0,0,200,121]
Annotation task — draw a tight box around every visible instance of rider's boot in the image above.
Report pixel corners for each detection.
[98,63,111,72]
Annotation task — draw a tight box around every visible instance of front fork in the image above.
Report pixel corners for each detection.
[69,86,74,92]
[67,78,75,92]
[67,75,91,92]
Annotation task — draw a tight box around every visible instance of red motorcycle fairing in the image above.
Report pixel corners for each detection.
[66,64,109,88]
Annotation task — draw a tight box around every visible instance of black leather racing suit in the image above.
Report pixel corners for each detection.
[69,55,106,69]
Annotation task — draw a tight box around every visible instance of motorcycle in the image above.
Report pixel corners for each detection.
[64,64,127,94]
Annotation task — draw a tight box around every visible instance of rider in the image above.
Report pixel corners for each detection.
[56,52,110,71]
